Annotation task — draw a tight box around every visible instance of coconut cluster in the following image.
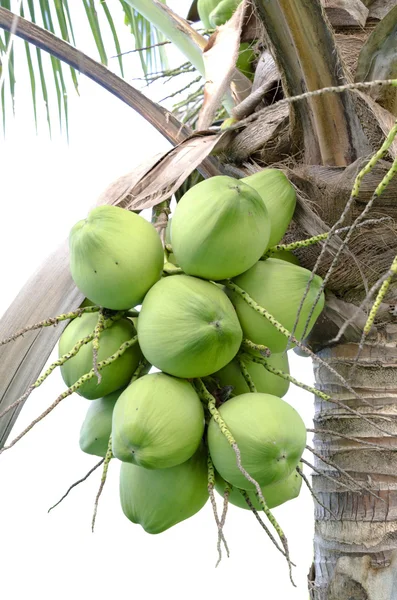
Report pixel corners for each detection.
[62,170,324,536]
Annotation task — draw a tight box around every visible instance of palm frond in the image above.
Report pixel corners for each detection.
[0,0,172,133]
[119,0,168,77]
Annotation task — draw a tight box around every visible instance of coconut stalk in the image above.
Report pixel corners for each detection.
[252,0,370,165]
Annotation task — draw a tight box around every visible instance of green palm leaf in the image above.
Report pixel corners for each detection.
[0,0,171,132]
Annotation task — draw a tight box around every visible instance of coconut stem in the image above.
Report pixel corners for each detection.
[344,253,397,382]
[240,490,293,561]
[0,336,139,454]
[295,465,337,519]
[293,147,397,345]
[217,484,231,567]
[129,359,150,384]
[236,356,257,393]
[300,458,359,494]
[92,435,113,532]
[48,458,105,513]
[247,354,394,438]
[163,263,183,275]
[0,304,101,348]
[241,338,270,357]
[92,309,106,384]
[364,254,397,334]
[224,281,382,416]
[197,379,294,581]
[262,217,392,258]
[0,315,122,422]
[305,445,384,503]
[307,428,397,452]
[207,454,230,564]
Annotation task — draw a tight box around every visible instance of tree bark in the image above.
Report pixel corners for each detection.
[310,323,397,599]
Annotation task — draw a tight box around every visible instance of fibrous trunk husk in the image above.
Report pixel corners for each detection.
[284,158,397,304]
[310,324,397,600]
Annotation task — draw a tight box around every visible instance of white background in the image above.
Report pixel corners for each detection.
[0,2,315,598]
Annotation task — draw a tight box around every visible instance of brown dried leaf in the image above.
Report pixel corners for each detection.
[113,132,229,211]
[322,0,369,27]
[0,241,84,447]
[197,0,252,130]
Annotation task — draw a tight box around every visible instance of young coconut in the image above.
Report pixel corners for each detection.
[270,249,300,265]
[212,351,290,398]
[209,0,241,26]
[69,205,164,310]
[59,312,142,400]
[242,169,296,249]
[119,445,208,534]
[207,393,306,490]
[79,389,122,457]
[214,465,302,510]
[197,0,219,28]
[236,43,256,80]
[112,373,205,469]
[138,275,243,378]
[171,176,270,280]
[228,258,325,353]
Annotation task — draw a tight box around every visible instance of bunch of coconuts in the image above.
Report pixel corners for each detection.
[60,169,324,535]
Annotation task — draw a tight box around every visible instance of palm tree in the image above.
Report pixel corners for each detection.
[1,1,397,598]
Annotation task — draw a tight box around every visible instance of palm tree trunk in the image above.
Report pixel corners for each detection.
[310,324,397,599]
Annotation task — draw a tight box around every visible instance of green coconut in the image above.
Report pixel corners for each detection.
[207,392,306,490]
[209,0,241,26]
[215,465,302,510]
[79,389,122,457]
[112,372,205,469]
[165,218,172,246]
[242,169,296,249]
[270,249,300,266]
[228,258,325,352]
[171,176,270,280]
[236,43,255,80]
[119,445,208,534]
[59,312,142,400]
[212,351,290,398]
[197,0,219,28]
[138,275,243,378]
[69,205,164,310]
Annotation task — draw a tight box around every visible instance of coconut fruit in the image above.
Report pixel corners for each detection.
[215,466,302,510]
[69,205,164,310]
[228,258,324,352]
[79,389,122,457]
[209,0,242,26]
[207,393,306,490]
[59,312,142,400]
[212,351,290,398]
[112,372,204,469]
[270,249,300,265]
[138,275,243,378]
[242,169,296,249]
[119,445,208,534]
[171,176,270,280]
[236,43,255,80]
[197,0,219,28]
